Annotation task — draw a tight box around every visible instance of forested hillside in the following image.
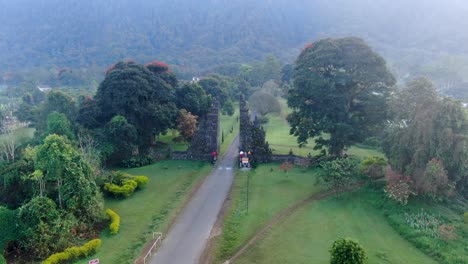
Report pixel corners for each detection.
[1,0,468,75]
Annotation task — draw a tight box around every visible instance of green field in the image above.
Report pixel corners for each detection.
[75,160,211,264]
[215,164,324,261]
[235,190,438,264]
[219,105,239,156]
[263,99,383,158]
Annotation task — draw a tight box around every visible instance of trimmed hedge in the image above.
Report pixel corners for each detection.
[106,209,120,235]
[104,179,137,198]
[42,239,102,264]
[132,175,149,189]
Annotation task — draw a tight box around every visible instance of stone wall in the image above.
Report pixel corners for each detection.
[270,154,311,167]
[186,101,220,161]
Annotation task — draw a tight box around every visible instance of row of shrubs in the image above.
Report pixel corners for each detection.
[121,155,154,168]
[42,239,102,264]
[103,171,149,198]
[106,209,120,235]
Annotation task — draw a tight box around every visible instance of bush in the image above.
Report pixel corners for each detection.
[121,155,154,168]
[132,175,149,189]
[42,239,102,264]
[106,209,120,235]
[384,167,415,205]
[330,238,367,264]
[361,157,387,179]
[0,254,6,264]
[320,158,360,189]
[104,179,138,198]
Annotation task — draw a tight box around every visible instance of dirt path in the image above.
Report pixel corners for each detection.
[224,182,365,264]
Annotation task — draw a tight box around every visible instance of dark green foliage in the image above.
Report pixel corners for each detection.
[76,98,101,129]
[0,157,35,208]
[329,238,367,264]
[17,197,75,259]
[121,155,154,168]
[36,134,104,225]
[103,115,138,164]
[288,37,395,156]
[382,78,468,197]
[45,112,75,140]
[0,254,5,264]
[320,157,360,189]
[0,207,18,252]
[42,91,77,126]
[95,61,178,148]
[249,118,272,165]
[175,83,211,117]
[198,74,235,115]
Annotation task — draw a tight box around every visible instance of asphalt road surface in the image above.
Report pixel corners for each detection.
[150,136,238,264]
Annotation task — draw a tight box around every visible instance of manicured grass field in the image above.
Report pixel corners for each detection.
[263,102,383,158]
[215,164,324,261]
[76,160,211,264]
[157,129,190,151]
[235,190,438,264]
[219,104,239,156]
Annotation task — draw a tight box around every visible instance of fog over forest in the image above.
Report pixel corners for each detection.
[1,0,468,95]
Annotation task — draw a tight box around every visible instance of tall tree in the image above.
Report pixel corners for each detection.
[382,77,468,197]
[288,37,395,156]
[95,61,178,148]
[175,83,211,117]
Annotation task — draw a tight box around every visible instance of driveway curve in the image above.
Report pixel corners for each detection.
[151,136,239,264]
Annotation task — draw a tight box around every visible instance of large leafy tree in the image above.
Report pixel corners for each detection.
[95,61,178,148]
[288,37,395,156]
[175,83,211,117]
[103,115,138,163]
[382,77,468,197]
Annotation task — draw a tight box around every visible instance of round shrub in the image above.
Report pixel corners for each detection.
[360,156,387,179]
[132,175,149,189]
[330,238,367,264]
[106,209,120,235]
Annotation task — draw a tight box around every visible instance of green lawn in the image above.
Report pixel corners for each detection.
[75,160,211,264]
[215,164,324,261]
[235,190,438,264]
[263,102,383,159]
[219,104,239,156]
[157,129,190,151]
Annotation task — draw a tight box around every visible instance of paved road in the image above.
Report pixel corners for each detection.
[151,136,238,264]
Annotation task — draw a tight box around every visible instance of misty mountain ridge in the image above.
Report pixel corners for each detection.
[1,0,468,80]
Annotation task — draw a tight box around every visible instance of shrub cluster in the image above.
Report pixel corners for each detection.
[122,155,154,168]
[329,238,367,264]
[103,171,149,198]
[360,156,387,179]
[106,209,120,235]
[42,239,102,264]
[104,179,137,198]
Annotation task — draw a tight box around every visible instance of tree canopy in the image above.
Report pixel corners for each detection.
[94,61,178,148]
[382,77,468,197]
[288,37,395,156]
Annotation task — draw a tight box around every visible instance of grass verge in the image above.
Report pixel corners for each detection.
[214,164,324,262]
[235,187,439,264]
[75,160,211,264]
